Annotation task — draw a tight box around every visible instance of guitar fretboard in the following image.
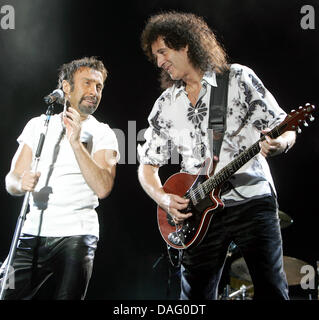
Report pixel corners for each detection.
[188,120,290,204]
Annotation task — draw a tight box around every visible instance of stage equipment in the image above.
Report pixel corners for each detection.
[0,100,57,300]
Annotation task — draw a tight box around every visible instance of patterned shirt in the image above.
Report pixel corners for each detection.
[138,64,286,205]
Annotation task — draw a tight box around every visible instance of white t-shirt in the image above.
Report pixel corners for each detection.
[13,113,119,239]
[138,64,286,206]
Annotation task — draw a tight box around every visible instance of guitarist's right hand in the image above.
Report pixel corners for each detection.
[160,193,192,224]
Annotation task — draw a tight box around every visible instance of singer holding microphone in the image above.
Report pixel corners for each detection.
[1,57,119,299]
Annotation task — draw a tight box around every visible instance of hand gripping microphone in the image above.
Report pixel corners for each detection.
[44,89,64,105]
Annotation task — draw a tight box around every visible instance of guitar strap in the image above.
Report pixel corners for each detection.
[208,69,230,164]
[167,71,230,269]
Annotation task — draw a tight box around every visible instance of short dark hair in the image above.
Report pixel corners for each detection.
[141,11,229,89]
[57,56,108,90]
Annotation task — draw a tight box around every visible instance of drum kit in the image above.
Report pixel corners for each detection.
[219,210,315,300]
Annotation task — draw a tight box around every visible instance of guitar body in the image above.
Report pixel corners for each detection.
[157,158,224,249]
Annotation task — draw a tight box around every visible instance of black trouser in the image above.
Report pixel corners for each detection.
[1,234,97,300]
[181,196,289,300]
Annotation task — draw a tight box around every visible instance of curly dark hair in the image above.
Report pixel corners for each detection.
[141,11,229,89]
[57,56,108,91]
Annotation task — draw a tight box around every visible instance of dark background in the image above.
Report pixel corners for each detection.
[0,0,318,300]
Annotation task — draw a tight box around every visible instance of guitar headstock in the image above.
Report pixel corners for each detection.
[283,103,315,133]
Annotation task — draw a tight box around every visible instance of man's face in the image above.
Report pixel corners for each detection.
[64,67,104,116]
[151,37,190,81]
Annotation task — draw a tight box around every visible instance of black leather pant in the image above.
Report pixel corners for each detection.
[1,234,97,300]
[180,196,289,300]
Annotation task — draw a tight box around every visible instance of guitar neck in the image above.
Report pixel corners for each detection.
[202,120,290,194]
[183,103,315,208]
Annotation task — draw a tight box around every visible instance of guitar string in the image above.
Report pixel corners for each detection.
[188,132,266,200]
[186,111,301,202]
[188,140,260,202]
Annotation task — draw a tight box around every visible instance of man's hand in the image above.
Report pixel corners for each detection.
[21,170,41,192]
[159,193,192,224]
[259,128,287,157]
[63,107,82,145]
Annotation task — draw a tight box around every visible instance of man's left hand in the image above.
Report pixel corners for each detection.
[259,128,287,157]
[63,107,82,144]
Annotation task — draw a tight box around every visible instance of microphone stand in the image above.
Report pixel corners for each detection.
[0,104,55,300]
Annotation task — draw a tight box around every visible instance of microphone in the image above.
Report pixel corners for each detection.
[44,89,64,105]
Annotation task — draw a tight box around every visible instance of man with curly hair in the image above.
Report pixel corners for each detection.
[138,12,296,300]
[1,57,119,299]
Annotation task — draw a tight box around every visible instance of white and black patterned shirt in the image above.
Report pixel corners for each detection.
[138,64,286,206]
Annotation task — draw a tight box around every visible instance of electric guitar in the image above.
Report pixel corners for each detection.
[157,104,315,249]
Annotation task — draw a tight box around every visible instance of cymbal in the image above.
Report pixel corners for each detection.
[230,256,311,286]
[283,256,313,286]
[230,257,252,283]
[278,210,293,229]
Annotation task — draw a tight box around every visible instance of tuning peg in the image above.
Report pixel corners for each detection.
[309,115,315,122]
[305,103,310,106]
[297,127,302,134]
[303,121,308,127]
[299,106,303,109]
[291,109,296,112]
